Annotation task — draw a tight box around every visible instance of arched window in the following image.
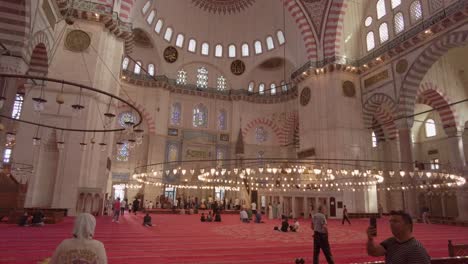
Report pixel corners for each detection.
[201,42,209,56]
[117,142,129,162]
[258,83,265,95]
[148,64,155,76]
[168,144,178,162]
[142,1,151,14]
[134,61,142,74]
[11,94,23,119]
[175,34,185,48]
[379,23,389,43]
[425,118,436,137]
[215,44,223,57]
[366,31,375,51]
[241,43,249,57]
[3,148,12,163]
[377,0,386,19]
[170,102,181,126]
[228,44,236,58]
[218,109,227,130]
[391,0,401,9]
[122,57,129,70]
[196,67,208,89]
[365,16,373,27]
[266,36,275,50]
[188,39,197,52]
[410,0,423,24]
[164,27,173,42]
[372,132,377,147]
[146,10,155,24]
[248,81,254,93]
[254,41,263,54]
[155,19,163,34]
[217,75,226,91]
[255,126,268,143]
[277,30,285,45]
[176,69,187,85]
[280,80,288,92]
[270,83,276,95]
[394,12,405,34]
[193,104,208,128]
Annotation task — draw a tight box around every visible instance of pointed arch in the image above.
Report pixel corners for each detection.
[322,0,348,57]
[363,93,398,140]
[28,44,49,76]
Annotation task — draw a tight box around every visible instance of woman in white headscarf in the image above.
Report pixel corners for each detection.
[50,213,107,264]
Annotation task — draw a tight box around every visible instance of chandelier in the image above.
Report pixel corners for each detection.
[113,183,143,190]
[132,158,466,192]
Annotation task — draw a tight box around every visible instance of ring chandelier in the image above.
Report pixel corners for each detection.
[0,74,144,151]
[133,158,466,193]
[113,183,143,190]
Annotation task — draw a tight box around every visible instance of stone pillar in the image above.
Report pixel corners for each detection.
[441,194,446,217]
[456,187,468,221]
[445,129,466,171]
[279,195,284,217]
[397,120,417,216]
[303,196,308,219]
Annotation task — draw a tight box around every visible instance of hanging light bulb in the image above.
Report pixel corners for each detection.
[190,169,195,175]
[399,170,406,177]
[71,103,85,117]
[389,170,395,177]
[32,137,41,146]
[99,142,107,151]
[32,97,47,112]
[79,142,88,151]
[56,141,65,150]
[258,167,264,173]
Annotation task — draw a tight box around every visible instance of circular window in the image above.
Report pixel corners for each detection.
[365,16,373,27]
[118,111,136,128]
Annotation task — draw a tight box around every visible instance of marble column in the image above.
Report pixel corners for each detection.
[291,196,296,218]
[303,196,308,219]
[445,129,466,171]
[456,187,468,221]
[397,120,417,216]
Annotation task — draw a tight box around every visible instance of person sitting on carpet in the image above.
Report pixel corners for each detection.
[280,217,289,232]
[50,213,107,264]
[206,211,213,222]
[32,210,45,226]
[254,211,264,223]
[240,209,249,223]
[289,218,300,232]
[143,213,152,227]
[18,211,30,227]
[214,210,221,222]
[200,212,206,222]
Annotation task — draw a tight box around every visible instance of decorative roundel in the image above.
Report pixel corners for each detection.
[230,60,245,75]
[192,0,255,15]
[342,81,356,97]
[65,30,91,52]
[164,46,178,63]
[300,87,311,106]
[118,111,136,128]
[396,59,408,74]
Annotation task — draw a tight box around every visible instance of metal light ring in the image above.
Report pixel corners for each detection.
[0,73,143,133]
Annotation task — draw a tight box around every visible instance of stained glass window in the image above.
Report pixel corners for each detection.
[365,16,373,27]
[215,44,223,57]
[170,102,181,126]
[248,81,254,93]
[193,104,208,128]
[142,1,151,14]
[228,44,236,58]
[258,83,265,95]
[394,12,405,34]
[255,126,267,143]
[277,30,285,45]
[280,81,288,92]
[266,36,275,50]
[372,132,377,148]
[410,1,423,24]
[216,148,225,167]
[176,34,184,48]
[11,94,23,119]
[218,110,226,130]
[118,111,136,128]
[3,148,12,163]
[201,42,209,55]
[379,23,389,43]
[122,57,129,70]
[168,144,178,162]
[367,31,375,51]
[164,27,173,42]
[146,10,155,24]
[270,83,276,95]
[242,43,249,57]
[155,19,163,34]
[196,67,208,89]
[254,41,263,54]
[391,0,401,9]
[148,64,155,76]
[134,61,142,74]
[377,0,386,19]
[176,69,187,85]
[217,75,226,91]
[425,118,436,137]
[188,39,197,52]
[117,142,129,162]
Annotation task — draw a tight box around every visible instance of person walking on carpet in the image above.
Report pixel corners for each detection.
[342,205,351,225]
[311,205,334,264]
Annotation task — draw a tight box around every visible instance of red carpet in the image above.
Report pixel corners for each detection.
[1,213,467,264]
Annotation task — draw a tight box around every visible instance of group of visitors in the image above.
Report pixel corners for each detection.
[18,210,45,227]
[200,210,222,222]
[274,216,300,232]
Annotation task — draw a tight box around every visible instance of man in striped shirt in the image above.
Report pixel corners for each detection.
[366,210,431,263]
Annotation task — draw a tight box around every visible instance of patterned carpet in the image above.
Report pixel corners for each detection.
[0,213,467,264]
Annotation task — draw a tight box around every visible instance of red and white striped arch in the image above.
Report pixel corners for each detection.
[0,0,29,57]
[26,31,51,76]
[282,0,318,60]
[280,111,299,147]
[416,82,458,135]
[322,0,347,58]
[242,117,283,145]
[399,30,468,124]
[363,93,398,140]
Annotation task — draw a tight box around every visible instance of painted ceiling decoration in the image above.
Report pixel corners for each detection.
[300,0,329,36]
[191,0,256,14]
[133,29,153,48]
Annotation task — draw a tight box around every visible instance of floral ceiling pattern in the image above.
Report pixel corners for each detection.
[191,0,256,15]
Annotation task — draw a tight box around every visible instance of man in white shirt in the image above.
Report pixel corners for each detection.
[251,201,257,214]
[240,209,249,223]
[311,206,334,264]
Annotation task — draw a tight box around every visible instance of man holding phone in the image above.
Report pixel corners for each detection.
[366,210,430,263]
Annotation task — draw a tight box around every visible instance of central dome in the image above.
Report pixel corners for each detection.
[191,0,256,15]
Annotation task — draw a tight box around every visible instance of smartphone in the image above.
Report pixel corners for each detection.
[370,217,377,237]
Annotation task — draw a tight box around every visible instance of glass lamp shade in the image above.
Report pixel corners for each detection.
[32,137,41,146]
[104,112,115,127]
[6,132,16,144]
[32,98,47,112]
[0,96,6,110]
[56,141,65,150]
[128,139,136,149]
[116,141,124,148]
[124,121,135,133]
[99,143,107,152]
[0,123,4,131]
[56,93,65,105]
[79,142,88,151]
[71,104,85,117]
